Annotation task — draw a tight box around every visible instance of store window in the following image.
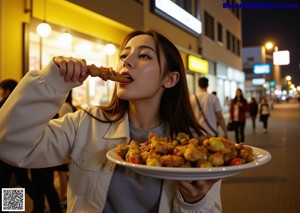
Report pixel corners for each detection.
[28,21,118,107]
[186,73,195,95]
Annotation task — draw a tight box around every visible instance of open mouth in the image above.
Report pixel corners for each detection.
[122,73,134,82]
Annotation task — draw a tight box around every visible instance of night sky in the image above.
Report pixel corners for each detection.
[241,1,300,86]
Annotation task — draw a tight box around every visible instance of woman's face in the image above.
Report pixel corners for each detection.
[236,89,242,97]
[115,34,166,101]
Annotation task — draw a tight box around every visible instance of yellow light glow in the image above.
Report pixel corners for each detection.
[286,75,291,81]
[104,44,116,55]
[59,32,73,45]
[188,55,208,74]
[265,42,274,50]
[36,22,52,37]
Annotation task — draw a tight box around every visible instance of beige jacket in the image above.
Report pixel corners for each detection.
[0,60,221,213]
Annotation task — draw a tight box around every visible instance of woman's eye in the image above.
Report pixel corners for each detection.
[119,54,127,60]
[139,54,151,59]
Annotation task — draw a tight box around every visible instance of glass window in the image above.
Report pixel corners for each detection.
[204,11,214,40]
[232,35,236,54]
[217,22,223,43]
[186,73,195,95]
[172,0,199,17]
[29,24,118,107]
[226,30,231,50]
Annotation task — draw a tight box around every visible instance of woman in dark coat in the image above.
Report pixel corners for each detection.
[248,97,258,132]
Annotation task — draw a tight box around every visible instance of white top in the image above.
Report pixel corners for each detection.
[260,104,270,115]
[190,91,222,136]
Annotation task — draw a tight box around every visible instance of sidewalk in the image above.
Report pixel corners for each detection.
[221,101,300,213]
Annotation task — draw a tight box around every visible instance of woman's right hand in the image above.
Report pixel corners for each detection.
[53,56,89,83]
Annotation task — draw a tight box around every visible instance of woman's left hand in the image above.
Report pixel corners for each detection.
[177,179,219,203]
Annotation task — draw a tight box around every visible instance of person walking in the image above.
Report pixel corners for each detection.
[190,77,228,138]
[0,79,39,213]
[229,88,248,143]
[30,166,63,213]
[248,97,258,132]
[259,96,271,133]
[0,30,221,213]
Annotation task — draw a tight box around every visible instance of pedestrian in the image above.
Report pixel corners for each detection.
[259,96,271,133]
[224,96,230,113]
[190,77,228,138]
[0,79,18,108]
[0,79,39,213]
[229,88,248,143]
[30,167,63,213]
[0,30,221,213]
[248,97,258,132]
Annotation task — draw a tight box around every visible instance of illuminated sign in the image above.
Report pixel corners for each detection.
[253,64,271,74]
[152,0,202,35]
[188,55,208,74]
[252,78,266,85]
[270,80,276,86]
[273,50,290,65]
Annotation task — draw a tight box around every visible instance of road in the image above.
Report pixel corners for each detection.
[221,100,300,213]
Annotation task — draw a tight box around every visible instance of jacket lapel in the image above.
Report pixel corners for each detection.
[103,112,130,142]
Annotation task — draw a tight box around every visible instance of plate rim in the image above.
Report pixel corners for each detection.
[106,145,271,175]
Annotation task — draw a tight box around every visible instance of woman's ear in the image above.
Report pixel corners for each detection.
[163,71,180,88]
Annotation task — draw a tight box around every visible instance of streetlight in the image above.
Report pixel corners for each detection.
[264,41,281,86]
[265,42,278,51]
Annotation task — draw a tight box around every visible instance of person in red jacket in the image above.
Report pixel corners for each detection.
[229,88,248,143]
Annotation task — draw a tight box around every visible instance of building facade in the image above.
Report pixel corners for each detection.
[0,0,243,108]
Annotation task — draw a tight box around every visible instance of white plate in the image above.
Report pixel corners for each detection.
[106,146,271,180]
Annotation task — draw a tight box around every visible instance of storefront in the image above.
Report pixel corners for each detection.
[1,0,133,107]
[1,1,243,109]
[185,54,245,111]
[27,19,122,107]
[216,63,245,110]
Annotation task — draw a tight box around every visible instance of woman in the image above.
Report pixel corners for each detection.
[229,88,248,143]
[259,97,271,133]
[248,97,258,132]
[0,30,221,213]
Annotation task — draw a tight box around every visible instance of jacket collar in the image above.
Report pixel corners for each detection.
[103,112,130,142]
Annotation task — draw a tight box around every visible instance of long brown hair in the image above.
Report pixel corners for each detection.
[85,30,204,137]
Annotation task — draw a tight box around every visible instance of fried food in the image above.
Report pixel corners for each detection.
[87,64,131,83]
[116,133,254,168]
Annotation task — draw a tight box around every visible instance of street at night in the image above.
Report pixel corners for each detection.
[222,100,300,213]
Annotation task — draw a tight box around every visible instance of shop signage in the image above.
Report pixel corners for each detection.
[253,63,271,74]
[252,78,266,85]
[188,55,208,74]
[273,50,290,65]
[152,0,202,35]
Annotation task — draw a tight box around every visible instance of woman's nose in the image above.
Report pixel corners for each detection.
[123,58,134,69]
